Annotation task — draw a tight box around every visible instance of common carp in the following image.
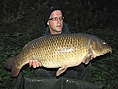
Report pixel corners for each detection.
[4,33,112,77]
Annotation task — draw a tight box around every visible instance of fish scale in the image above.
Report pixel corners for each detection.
[4,33,112,77]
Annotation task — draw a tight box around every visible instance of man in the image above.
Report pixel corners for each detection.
[29,6,92,81]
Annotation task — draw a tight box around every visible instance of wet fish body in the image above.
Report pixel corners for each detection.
[4,33,112,77]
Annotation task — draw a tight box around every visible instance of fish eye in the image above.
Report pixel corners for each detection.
[102,41,107,44]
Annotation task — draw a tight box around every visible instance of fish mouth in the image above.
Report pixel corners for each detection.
[103,47,112,55]
[110,47,112,53]
[108,46,112,54]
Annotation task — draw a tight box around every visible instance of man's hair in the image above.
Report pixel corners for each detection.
[44,6,63,27]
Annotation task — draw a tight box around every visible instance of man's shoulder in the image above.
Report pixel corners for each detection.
[62,22,70,34]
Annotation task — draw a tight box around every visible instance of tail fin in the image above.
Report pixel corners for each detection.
[4,57,14,69]
[4,57,21,77]
[11,66,21,77]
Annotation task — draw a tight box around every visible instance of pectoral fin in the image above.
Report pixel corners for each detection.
[84,56,92,64]
[83,52,92,64]
[56,66,68,76]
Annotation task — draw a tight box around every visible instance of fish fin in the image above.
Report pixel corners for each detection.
[4,57,21,77]
[56,66,68,76]
[4,57,14,69]
[11,66,21,77]
[83,52,92,64]
[84,56,92,64]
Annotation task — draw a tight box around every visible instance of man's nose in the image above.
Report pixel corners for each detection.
[57,18,61,23]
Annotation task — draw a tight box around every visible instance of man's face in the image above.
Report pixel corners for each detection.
[47,10,64,34]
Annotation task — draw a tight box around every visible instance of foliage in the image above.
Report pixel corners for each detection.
[0,0,118,89]
[92,50,118,89]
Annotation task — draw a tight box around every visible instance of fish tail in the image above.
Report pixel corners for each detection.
[4,57,21,77]
[11,66,21,77]
[4,57,14,69]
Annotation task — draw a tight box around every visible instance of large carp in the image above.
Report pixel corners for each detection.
[4,33,112,77]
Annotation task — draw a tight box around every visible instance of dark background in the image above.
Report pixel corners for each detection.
[0,0,118,89]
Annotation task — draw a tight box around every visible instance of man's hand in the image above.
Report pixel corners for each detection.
[29,60,42,68]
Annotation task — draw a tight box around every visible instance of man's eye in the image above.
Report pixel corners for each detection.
[49,17,64,21]
[53,17,58,20]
